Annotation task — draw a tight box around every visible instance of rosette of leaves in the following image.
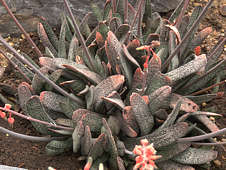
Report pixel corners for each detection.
[1,0,225,169]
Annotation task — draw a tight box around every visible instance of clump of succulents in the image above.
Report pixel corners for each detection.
[0,0,226,169]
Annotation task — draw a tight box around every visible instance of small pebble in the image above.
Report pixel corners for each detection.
[193,2,201,7]
[8,42,14,46]
[21,34,25,39]
[209,116,215,121]
[213,160,221,167]
[220,5,226,17]
[202,102,207,107]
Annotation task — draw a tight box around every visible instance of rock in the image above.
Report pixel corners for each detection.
[213,160,221,167]
[220,5,226,17]
[0,0,183,35]
[0,165,27,170]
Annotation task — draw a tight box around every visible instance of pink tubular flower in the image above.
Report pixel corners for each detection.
[0,110,6,119]
[194,46,201,56]
[84,157,93,170]
[133,139,161,170]
[1,104,15,126]
[4,104,12,110]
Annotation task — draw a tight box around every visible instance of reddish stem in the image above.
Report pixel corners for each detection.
[0,107,74,131]
[0,0,43,59]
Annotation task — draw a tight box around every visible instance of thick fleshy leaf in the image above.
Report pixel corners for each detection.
[18,82,33,110]
[122,44,140,68]
[55,118,75,127]
[168,31,179,71]
[117,156,126,170]
[86,25,98,46]
[60,78,86,94]
[37,22,58,57]
[165,54,207,83]
[156,100,182,132]
[116,109,138,137]
[72,120,84,153]
[96,31,105,47]
[182,69,226,95]
[185,93,222,105]
[178,15,190,39]
[103,0,111,20]
[102,91,125,111]
[189,27,212,51]
[145,52,171,94]
[129,67,144,96]
[93,75,125,112]
[68,35,79,61]
[98,22,109,40]
[130,92,154,135]
[48,129,73,135]
[157,160,195,170]
[172,147,218,164]
[32,67,49,94]
[72,109,104,134]
[81,125,92,156]
[63,64,103,85]
[89,133,106,160]
[116,139,126,157]
[102,118,118,170]
[145,12,161,35]
[152,109,168,120]
[45,69,64,91]
[107,115,121,136]
[40,91,70,113]
[193,114,219,132]
[177,111,222,123]
[148,86,172,113]
[115,24,130,42]
[124,122,189,150]
[94,54,106,77]
[156,43,169,65]
[169,94,199,112]
[109,17,122,33]
[46,138,73,156]
[180,6,203,55]
[206,38,225,70]
[91,3,103,22]
[156,142,191,162]
[79,13,91,38]
[91,154,109,170]
[39,57,87,70]
[126,39,145,65]
[58,19,67,58]
[39,17,59,50]
[145,33,160,44]
[105,31,132,87]
[59,96,83,118]
[25,95,55,134]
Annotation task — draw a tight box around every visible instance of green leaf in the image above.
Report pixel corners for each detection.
[58,19,67,58]
[46,138,73,156]
[172,147,217,164]
[91,3,103,22]
[39,17,59,50]
[37,22,58,57]
[25,96,56,134]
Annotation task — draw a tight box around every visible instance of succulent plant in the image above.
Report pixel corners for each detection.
[0,0,226,169]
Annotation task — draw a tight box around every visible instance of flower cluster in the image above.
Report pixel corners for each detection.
[133,139,161,170]
[0,104,14,127]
